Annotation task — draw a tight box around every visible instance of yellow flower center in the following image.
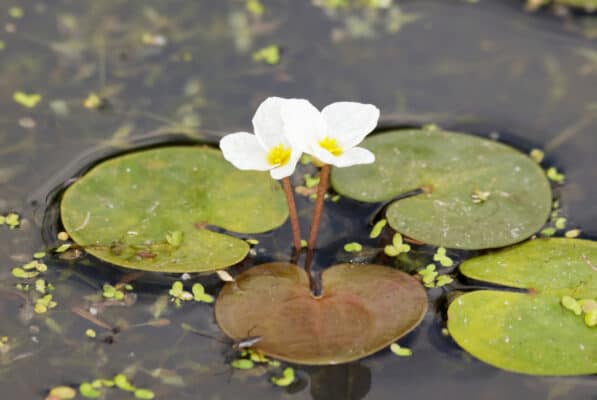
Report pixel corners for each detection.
[318,137,343,156]
[266,144,292,167]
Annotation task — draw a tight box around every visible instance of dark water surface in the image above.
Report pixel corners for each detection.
[1,1,596,399]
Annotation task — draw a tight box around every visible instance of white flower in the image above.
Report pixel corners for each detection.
[219,97,303,180]
[280,100,379,167]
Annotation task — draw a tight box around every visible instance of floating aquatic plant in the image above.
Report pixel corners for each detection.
[448,238,597,375]
[60,146,288,272]
[215,262,427,365]
[331,128,552,249]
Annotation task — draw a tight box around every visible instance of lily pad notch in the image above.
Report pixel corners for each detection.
[60,146,289,272]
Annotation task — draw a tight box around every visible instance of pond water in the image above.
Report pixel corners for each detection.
[1,1,596,399]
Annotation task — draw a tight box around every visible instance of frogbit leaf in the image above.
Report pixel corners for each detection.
[215,263,427,365]
[60,146,288,272]
[331,129,552,250]
[448,238,597,375]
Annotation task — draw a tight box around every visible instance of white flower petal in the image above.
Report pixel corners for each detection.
[321,102,380,149]
[269,149,302,180]
[252,97,291,150]
[280,99,327,152]
[330,147,375,168]
[219,132,271,171]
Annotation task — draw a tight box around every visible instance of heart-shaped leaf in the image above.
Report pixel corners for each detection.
[331,129,552,249]
[215,263,428,365]
[448,238,597,375]
[60,146,288,272]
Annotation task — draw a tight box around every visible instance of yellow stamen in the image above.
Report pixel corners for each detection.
[318,137,343,156]
[266,144,292,167]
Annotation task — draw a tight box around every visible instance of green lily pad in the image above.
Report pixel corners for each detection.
[448,238,597,375]
[60,146,288,272]
[215,263,428,365]
[331,129,552,249]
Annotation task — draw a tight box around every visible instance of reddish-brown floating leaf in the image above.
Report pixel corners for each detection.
[215,263,428,365]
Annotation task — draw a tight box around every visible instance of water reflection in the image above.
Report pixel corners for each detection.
[309,363,371,400]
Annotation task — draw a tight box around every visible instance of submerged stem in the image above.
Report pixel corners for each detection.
[282,177,302,253]
[307,164,330,251]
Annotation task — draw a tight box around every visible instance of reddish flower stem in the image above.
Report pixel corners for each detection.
[282,177,302,253]
[307,164,330,251]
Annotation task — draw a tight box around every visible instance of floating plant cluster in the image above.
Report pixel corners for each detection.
[57,97,596,379]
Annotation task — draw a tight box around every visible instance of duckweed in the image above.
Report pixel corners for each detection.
[13,92,41,108]
[390,343,412,357]
[344,242,363,252]
[134,389,155,399]
[433,247,453,267]
[369,219,387,238]
[271,367,295,387]
[48,386,76,400]
[252,45,280,64]
[78,383,101,399]
[192,283,214,303]
[231,358,254,369]
[384,233,410,256]
[546,167,565,183]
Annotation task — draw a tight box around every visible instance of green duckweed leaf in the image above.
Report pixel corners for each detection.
[331,129,552,250]
[231,359,254,370]
[13,91,42,108]
[192,283,214,303]
[215,263,428,365]
[113,374,136,392]
[134,389,155,399]
[49,386,76,399]
[369,219,387,239]
[448,238,597,375]
[271,367,295,387]
[390,343,412,357]
[60,146,288,272]
[344,242,363,252]
[252,45,280,65]
[79,383,102,399]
